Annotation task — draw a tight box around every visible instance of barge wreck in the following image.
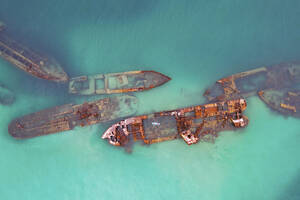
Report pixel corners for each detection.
[102,98,248,150]
[0,21,68,82]
[8,95,138,139]
[69,71,171,95]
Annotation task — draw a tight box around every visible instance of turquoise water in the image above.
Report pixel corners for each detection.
[1,1,300,199]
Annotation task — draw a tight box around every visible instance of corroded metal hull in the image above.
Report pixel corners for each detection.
[258,89,300,118]
[102,98,248,150]
[69,71,171,95]
[0,82,15,105]
[8,95,138,139]
[204,62,300,101]
[0,22,68,82]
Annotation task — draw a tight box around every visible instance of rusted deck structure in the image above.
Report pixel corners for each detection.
[102,98,248,149]
[69,71,171,95]
[0,82,15,105]
[8,95,138,139]
[0,21,68,82]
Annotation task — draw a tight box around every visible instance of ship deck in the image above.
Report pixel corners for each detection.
[142,115,178,140]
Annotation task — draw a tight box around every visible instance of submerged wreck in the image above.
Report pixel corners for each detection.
[0,82,15,105]
[69,71,171,95]
[0,21,68,82]
[258,89,300,118]
[9,95,138,139]
[102,98,248,149]
[204,62,300,117]
[204,62,300,101]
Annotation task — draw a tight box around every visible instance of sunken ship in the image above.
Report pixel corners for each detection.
[69,71,171,95]
[9,95,138,138]
[204,62,300,100]
[203,62,300,118]
[0,21,68,82]
[258,89,300,118]
[102,98,248,149]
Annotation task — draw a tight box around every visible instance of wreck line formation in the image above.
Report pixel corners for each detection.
[69,70,171,95]
[102,98,248,148]
[8,95,138,139]
[0,21,68,82]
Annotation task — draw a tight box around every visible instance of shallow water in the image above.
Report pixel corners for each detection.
[1,1,300,199]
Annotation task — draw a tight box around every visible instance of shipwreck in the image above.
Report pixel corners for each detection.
[204,62,300,117]
[204,62,300,101]
[102,98,248,149]
[69,70,171,95]
[258,89,300,118]
[8,95,138,139]
[0,21,68,82]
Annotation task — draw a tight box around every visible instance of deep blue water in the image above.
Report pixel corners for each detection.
[1,1,300,199]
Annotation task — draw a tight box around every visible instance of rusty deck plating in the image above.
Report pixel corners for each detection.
[8,95,138,139]
[69,70,171,95]
[0,22,68,82]
[102,98,248,149]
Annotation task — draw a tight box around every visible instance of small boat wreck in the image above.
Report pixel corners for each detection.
[258,89,300,118]
[102,98,248,149]
[0,82,15,105]
[0,21,68,82]
[69,71,171,95]
[8,95,138,139]
[204,62,300,101]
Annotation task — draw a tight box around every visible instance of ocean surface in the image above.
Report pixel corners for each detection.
[1,1,300,199]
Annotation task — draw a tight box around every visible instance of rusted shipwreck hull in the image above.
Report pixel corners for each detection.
[9,95,138,139]
[0,21,68,82]
[102,98,248,149]
[204,62,300,101]
[69,71,171,95]
[0,82,15,105]
[258,89,300,118]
